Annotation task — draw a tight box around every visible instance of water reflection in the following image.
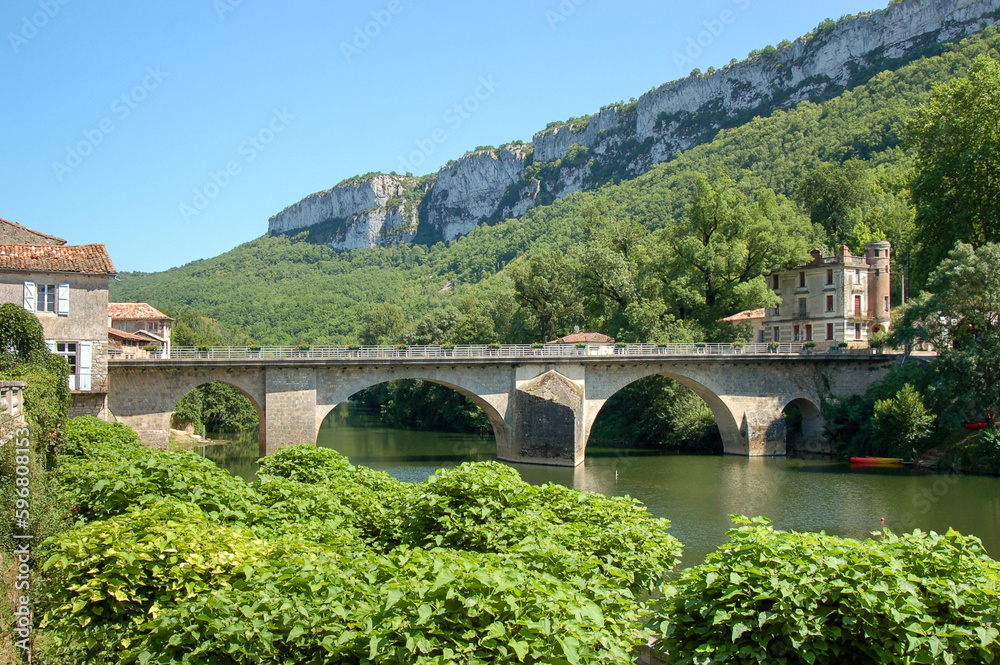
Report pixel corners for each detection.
[199,403,1000,568]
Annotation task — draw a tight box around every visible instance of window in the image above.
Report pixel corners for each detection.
[793,324,801,341]
[827,323,834,340]
[854,323,862,339]
[884,296,889,312]
[36,284,56,312]
[854,295,862,317]
[805,324,813,341]
[855,269,861,284]
[826,295,834,312]
[798,298,807,316]
[54,342,77,374]
[23,281,68,315]
[773,327,780,342]
[799,272,806,288]
[146,322,159,333]
[774,304,780,316]
[826,269,833,285]
[758,330,765,343]
[772,274,779,290]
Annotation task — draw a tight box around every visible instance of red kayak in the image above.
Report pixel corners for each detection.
[851,456,903,466]
[964,423,1000,430]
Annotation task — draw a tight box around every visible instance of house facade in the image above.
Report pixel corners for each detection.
[0,240,116,418]
[108,302,174,358]
[763,241,891,349]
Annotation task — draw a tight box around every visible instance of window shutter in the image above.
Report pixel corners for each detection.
[23,281,36,312]
[78,342,92,391]
[57,283,70,315]
[45,340,55,353]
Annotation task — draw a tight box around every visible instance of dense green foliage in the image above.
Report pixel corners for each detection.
[353,379,493,434]
[650,516,1000,664]
[39,430,683,663]
[909,54,1000,286]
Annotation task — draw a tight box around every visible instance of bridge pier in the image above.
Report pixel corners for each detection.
[263,367,317,456]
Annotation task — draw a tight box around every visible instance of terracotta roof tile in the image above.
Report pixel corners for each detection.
[0,217,67,245]
[546,332,616,345]
[108,327,148,342]
[0,243,116,275]
[107,302,174,321]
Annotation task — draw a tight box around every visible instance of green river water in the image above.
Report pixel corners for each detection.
[200,403,1000,568]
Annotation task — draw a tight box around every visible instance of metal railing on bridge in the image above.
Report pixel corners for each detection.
[105,342,882,362]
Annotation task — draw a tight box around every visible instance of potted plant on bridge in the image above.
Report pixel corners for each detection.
[868,330,888,354]
[249,346,261,358]
[615,342,628,354]
[695,342,707,354]
[441,344,455,356]
[803,341,816,355]
[396,344,408,357]
[347,345,360,357]
[733,341,744,354]
[768,341,780,353]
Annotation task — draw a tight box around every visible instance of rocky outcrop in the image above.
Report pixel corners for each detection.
[425,146,531,241]
[269,0,1000,249]
[267,174,420,250]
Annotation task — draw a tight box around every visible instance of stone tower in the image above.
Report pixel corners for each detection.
[865,241,891,333]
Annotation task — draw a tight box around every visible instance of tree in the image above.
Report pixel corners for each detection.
[664,174,816,323]
[908,54,1000,284]
[172,309,252,347]
[358,303,404,345]
[0,302,47,369]
[894,242,1000,424]
[796,160,878,250]
[872,384,935,458]
[507,249,582,343]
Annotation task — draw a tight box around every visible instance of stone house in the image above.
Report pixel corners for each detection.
[721,242,892,349]
[764,241,891,349]
[0,240,117,418]
[108,302,173,359]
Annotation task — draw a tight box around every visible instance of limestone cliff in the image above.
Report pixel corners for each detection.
[267,174,421,250]
[269,0,1000,249]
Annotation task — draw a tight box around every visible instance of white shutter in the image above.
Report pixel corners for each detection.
[57,283,69,315]
[45,340,55,353]
[23,281,36,312]
[78,342,92,391]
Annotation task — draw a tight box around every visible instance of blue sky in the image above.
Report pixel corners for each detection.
[1,0,876,272]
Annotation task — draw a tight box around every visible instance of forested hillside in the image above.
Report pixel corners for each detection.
[113,28,1000,347]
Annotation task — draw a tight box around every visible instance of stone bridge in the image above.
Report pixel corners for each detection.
[108,347,896,466]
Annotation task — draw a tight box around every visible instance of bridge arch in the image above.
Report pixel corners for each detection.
[584,367,744,456]
[781,396,828,454]
[316,368,511,454]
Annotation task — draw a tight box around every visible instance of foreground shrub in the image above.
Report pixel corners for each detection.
[243,475,363,549]
[57,446,256,522]
[650,516,1000,664]
[259,444,411,542]
[131,546,646,665]
[40,499,271,663]
[399,461,683,594]
[61,415,145,459]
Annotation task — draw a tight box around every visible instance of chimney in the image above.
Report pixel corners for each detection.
[810,249,823,264]
[838,245,851,262]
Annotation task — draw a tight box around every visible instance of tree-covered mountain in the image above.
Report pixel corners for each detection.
[113,27,1000,348]
[264,0,1000,250]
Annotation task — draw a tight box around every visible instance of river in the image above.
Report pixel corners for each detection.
[200,403,1000,567]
